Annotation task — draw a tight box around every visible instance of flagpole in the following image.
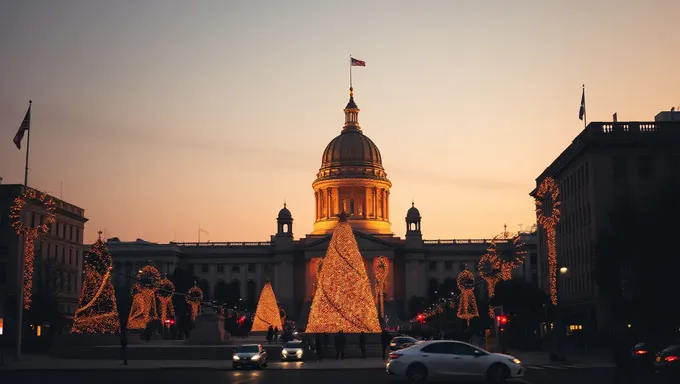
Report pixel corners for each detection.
[23,100,32,188]
[582,85,587,129]
[349,55,353,89]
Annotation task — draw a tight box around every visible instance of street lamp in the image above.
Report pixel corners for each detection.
[554,265,569,362]
[559,266,568,275]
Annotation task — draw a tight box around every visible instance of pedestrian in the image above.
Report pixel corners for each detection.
[267,326,273,344]
[359,331,366,358]
[380,329,391,360]
[334,330,346,360]
[274,326,279,343]
[315,334,323,361]
[120,325,128,365]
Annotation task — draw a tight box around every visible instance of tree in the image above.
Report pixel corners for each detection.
[306,216,381,333]
[251,281,283,331]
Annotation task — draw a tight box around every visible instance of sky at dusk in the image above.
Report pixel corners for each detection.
[1,0,679,244]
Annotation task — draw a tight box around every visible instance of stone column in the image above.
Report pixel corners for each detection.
[385,191,390,221]
[334,188,341,215]
[364,187,370,218]
[326,188,332,219]
[373,188,378,218]
[387,258,395,300]
[314,191,318,220]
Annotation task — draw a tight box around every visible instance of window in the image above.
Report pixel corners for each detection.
[421,342,455,354]
[612,156,627,178]
[232,264,240,273]
[638,155,653,178]
[247,263,256,273]
[429,261,437,271]
[444,261,452,271]
[450,342,480,356]
[201,264,209,273]
[69,249,73,265]
[217,264,224,273]
[264,264,274,272]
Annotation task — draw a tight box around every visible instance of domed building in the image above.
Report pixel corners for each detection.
[103,88,539,325]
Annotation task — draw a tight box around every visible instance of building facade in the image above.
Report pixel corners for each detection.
[530,110,680,333]
[0,183,88,337]
[105,88,541,323]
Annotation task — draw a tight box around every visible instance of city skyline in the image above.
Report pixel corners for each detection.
[2,0,679,244]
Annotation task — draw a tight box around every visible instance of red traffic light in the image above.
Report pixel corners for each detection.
[497,315,508,324]
[416,314,425,322]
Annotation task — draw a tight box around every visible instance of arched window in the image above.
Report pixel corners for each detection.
[229,279,241,306]
[247,280,257,302]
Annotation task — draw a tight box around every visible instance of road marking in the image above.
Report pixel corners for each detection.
[543,365,567,369]
[524,365,545,370]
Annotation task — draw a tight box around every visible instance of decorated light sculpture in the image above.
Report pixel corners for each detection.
[186,283,204,321]
[127,265,161,329]
[10,188,56,309]
[478,252,502,318]
[373,256,389,318]
[456,267,479,324]
[488,232,527,281]
[535,177,561,305]
[71,231,120,334]
[250,281,283,331]
[156,277,175,326]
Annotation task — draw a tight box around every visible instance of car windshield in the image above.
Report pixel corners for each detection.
[237,345,259,353]
[284,342,302,348]
[395,337,417,343]
[661,345,680,354]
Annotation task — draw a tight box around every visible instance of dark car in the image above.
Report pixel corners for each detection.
[631,342,658,373]
[655,344,680,382]
[281,340,314,361]
[232,344,267,369]
[389,336,418,351]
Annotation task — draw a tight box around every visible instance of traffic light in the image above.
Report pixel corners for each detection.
[496,315,509,332]
[416,314,425,323]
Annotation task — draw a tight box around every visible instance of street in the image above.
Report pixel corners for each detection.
[0,367,668,384]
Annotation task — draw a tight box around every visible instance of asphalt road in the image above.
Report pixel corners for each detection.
[0,368,669,384]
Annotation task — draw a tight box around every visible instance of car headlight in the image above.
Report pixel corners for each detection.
[282,351,287,357]
[232,355,240,360]
[251,355,260,361]
[390,343,396,346]
[296,350,303,357]
[510,358,521,364]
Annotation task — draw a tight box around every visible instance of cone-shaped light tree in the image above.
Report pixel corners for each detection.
[306,214,381,333]
[250,281,283,331]
[71,231,121,334]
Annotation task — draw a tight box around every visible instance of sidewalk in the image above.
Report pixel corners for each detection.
[0,355,387,371]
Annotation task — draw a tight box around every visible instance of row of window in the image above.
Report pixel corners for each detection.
[611,154,677,179]
[189,263,275,274]
[28,213,81,243]
[37,241,80,267]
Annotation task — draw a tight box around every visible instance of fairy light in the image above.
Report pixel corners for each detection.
[478,253,501,318]
[156,277,175,326]
[306,216,382,333]
[535,177,561,305]
[186,284,204,321]
[488,233,527,281]
[373,256,389,318]
[250,281,283,331]
[127,265,161,329]
[71,231,121,334]
[10,188,56,310]
[456,268,479,322]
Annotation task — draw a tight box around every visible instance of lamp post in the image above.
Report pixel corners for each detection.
[554,266,568,361]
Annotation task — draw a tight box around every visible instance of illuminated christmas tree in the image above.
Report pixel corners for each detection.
[306,214,381,333]
[71,231,121,334]
[250,281,283,331]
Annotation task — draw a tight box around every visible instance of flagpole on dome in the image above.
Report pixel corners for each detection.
[349,54,353,90]
[23,101,31,189]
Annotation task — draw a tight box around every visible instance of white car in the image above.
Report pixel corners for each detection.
[386,340,523,383]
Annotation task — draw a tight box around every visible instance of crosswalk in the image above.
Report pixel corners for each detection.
[524,363,616,370]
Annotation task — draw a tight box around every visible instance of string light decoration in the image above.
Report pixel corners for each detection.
[478,253,502,318]
[306,215,382,333]
[456,268,479,323]
[10,188,56,310]
[250,281,283,331]
[127,265,161,329]
[535,177,561,305]
[156,277,175,326]
[373,256,389,318]
[186,283,204,321]
[279,305,287,323]
[71,231,121,334]
[488,232,527,281]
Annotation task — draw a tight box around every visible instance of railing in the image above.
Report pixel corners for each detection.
[423,239,491,245]
[172,241,272,247]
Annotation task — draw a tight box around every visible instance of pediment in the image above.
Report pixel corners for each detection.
[301,230,398,252]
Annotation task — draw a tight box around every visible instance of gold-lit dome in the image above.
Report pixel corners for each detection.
[312,88,392,236]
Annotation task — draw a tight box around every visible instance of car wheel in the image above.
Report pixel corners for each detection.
[486,363,510,384]
[406,363,428,382]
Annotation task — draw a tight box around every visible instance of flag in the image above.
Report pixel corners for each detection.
[578,88,586,121]
[13,104,31,149]
[351,58,366,67]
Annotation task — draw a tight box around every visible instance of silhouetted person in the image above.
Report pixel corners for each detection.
[120,325,128,365]
[380,329,391,360]
[334,330,346,360]
[267,326,274,344]
[273,327,279,342]
[359,331,366,358]
[315,334,323,361]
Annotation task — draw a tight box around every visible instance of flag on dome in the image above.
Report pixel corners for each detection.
[351,58,366,67]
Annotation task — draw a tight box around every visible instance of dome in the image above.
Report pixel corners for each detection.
[278,204,292,219]
[406,203,421,221]
[320,130,383,168]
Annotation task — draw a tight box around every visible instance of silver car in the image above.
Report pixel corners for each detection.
[386,340,523,383]
[232,344,268,369]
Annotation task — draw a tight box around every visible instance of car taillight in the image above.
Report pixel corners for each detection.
[635,350,648,355]
[389,353,402,359]
[665,355,678,362]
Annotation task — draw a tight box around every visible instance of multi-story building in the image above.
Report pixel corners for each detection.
[530,110,680,333]
[0,183,88,338]
[105,88,540,324]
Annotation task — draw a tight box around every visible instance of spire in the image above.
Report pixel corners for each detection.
[343,87,361,132]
